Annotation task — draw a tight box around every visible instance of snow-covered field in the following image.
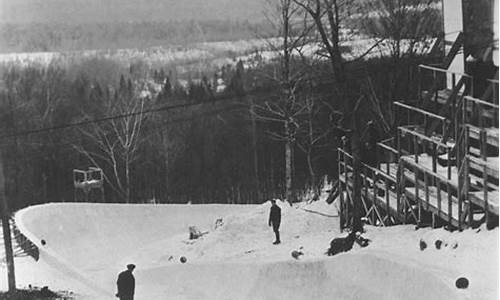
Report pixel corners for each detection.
[0,37,436,71]
[1,193,497,300]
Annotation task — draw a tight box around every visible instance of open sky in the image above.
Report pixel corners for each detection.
[0,0,267,23]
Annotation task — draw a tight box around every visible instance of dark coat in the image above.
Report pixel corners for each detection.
[327,232,357,256]
[269,205,281,229]
[117,270,135,300]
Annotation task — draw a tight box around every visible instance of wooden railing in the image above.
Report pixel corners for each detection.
[399,157,466,229]
[398,126,454,179]
[418,64,473,107]
[394,101,448,136]
[463,95,499,130]
[376,137,399,178]
[338,148,399,227]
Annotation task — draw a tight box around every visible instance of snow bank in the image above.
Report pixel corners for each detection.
[14,203,254,298]
[11,201,498,300]
[132,252,460,300]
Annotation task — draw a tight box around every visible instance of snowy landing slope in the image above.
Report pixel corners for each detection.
[11,201,498,300]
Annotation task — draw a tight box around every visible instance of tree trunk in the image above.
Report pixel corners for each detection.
[351,112,363,233]
[306,149,316,187]
[285,122,293,205]
[0,155,16,291]
[249,97,260,201]
[125,154,130,203]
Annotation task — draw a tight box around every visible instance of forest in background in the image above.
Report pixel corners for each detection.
[0,0,447,211]
[0,52,438,211]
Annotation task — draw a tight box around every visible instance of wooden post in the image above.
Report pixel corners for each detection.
[372,171,378,225]
[447,148,452,180]
[397,166,403,217]
[447,182,452,226]
[0,156,16,291]
[339,186,344,232]
[437,179,442,219]
[480,130,487,160]
[466,158,473,227]
[363,168,369,223]
[418,66,422,103]
[413,135,419,164]
[414,165,420,225]
[424,172,429,210]
[483,163,489,227]
[352,156,362,232]
[385,176,390,219]
[338,149,344,232]
[432,143,437,173]
[433,70,438,103]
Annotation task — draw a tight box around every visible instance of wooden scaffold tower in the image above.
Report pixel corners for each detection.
[338,30,499,232]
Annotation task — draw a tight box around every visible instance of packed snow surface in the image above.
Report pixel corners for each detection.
[4,200,498,300]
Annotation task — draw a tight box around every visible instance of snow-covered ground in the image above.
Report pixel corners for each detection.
[0,36,436,71]
[1,196,498,300]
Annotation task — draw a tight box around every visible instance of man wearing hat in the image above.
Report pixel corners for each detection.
[116,264,136,300]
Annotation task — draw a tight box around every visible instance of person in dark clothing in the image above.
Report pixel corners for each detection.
[116,264,135,300]
[268,199,281,244]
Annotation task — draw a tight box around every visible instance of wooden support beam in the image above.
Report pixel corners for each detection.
[447,182,453,226]
[0,156,15,291]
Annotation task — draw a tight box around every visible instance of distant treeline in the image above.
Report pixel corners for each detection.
[0,20,274,53]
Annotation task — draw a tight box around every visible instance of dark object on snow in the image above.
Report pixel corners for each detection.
[291,250,304,259]
[455,277,469,289]
[269,200,281,244]
[215,218,224,229]
[116,264,135,300]
[327,231,357,256]
[419,239,427,251]
[435,239,443,249]
[355,235,371,247]
[0,287,62,299]
[189,226,205,240]
[40,286,57,297]
[180,256,187,263]
[41,239,46,246]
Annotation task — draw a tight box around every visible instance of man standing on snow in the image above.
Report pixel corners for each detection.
[268,199,281,244]
[116,264,135,300]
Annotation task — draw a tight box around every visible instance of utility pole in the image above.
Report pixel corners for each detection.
[0,155,16,291]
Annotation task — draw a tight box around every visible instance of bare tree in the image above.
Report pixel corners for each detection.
[357,0,441,60]
[296,92,332,188]
[293,0,351,84]
[253,0,312,204]
[74,81,146,203]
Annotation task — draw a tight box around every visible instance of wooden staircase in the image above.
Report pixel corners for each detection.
[338,41,499,231]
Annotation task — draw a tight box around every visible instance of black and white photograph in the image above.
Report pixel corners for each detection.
[0,0,498,299]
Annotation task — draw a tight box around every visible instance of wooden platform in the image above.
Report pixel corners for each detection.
[466,125,499,147]
[468,156,499,180]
